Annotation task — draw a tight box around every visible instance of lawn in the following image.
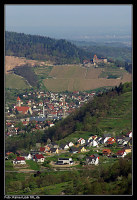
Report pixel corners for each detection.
[5,160,14,171]
[26,160,40,170]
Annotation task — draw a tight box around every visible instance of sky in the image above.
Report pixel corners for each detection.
[5,4,132,40]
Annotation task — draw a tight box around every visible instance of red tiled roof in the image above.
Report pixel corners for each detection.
[34,154,44,159]
[102,149,111,153]
[40,147,45,152]
[107,137,116,144]
[16,157,25,161]
[6,152,13,156]
[22,121,28,125]
[127,131,132,136]
[16,106,29,114]
[116,150,125,155]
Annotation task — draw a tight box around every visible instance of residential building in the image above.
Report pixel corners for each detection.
[86,154,99,165]
[56,158,73,165]
[33,154,45,163]
[13,157,26,165]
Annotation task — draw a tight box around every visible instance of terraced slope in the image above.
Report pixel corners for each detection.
[44,65,132,92]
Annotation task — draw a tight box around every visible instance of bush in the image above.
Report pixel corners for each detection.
[24,187,31,193]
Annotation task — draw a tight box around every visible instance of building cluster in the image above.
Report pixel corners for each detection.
[5,91,96,137]
[9,131,132,166]
[83,54,107,67]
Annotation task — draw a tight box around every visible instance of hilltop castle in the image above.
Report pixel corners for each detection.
[83,55,107,67]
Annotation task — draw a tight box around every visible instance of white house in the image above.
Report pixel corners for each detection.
[60,144,69,150]
[68,142,74,147]
[103,136,111,143]
[13,157,26,165]
[22,153,32,160]
[57,158,73,165]
[127,131,132,138]
[116,150,127,158]
[92,140,98,147]
[33,154,45,163]
[64,144,70,150]
[88,139,98,147]
[86,154,99,165]
[88,136,93,143]
[122,137,131,146]
[78,138,85,145]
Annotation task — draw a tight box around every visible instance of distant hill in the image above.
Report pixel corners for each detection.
[5,31,90,64]
[43,82,132,142]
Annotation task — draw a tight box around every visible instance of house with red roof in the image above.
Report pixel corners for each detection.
[126,131,132,138]
[13,157,26,165]
[116,149,127,158]
[40,147,46,153]
[86,154,99,165]
[33,154,45,163]
[102,149,111,156]
[106,137,116,145]
[78,138,85,145]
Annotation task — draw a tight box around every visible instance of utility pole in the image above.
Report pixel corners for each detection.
[63,96,66,118]
[43,102,45,117]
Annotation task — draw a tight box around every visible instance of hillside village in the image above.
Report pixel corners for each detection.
[6,130,132,169]
[5,89,132,169]
[5,90,96,136]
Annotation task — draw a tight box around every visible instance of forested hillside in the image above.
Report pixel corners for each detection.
[5,31,90,64]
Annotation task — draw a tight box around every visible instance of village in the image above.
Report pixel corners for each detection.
[5,130,132,171]
[5,89,132,171]
[5,90,96,136]
[6,121,132,170]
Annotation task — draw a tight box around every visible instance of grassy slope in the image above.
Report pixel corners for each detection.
[5,73,31,89]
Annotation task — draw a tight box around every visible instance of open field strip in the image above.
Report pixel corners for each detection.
[42,64,132,92]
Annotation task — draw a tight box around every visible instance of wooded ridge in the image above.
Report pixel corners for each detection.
[5,31,90,64]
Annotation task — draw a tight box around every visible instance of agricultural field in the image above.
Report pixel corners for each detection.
[43,64,132,92]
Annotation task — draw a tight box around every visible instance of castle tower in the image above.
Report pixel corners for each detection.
[17,96,21,107]
[93,54,98,63]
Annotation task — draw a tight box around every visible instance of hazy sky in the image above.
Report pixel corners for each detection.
[5,4,132,39]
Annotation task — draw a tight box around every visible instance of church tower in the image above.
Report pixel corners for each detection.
[17,96,21,107]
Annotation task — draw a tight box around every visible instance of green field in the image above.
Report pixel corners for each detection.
[5,73,31,89]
